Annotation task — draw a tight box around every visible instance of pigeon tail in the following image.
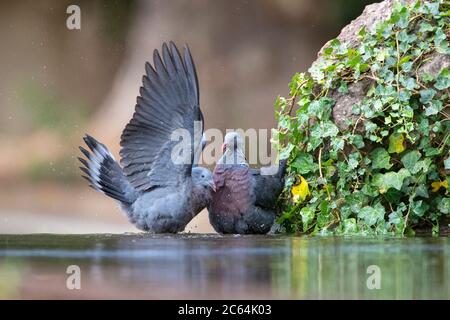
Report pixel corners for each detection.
[79,134,138,205]
[277,158,288,179]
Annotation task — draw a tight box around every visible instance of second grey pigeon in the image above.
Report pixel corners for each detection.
[79,42,215,233]
[208,132,287,234]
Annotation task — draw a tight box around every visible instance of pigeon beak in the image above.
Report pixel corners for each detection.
[222,143,227,154]
[209,181,216,192]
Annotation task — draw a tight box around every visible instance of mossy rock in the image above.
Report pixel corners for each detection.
[274,0,450,236]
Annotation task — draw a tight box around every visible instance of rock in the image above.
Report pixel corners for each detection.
[318,0,416,57]
[313,0,448,131]
[330,78,373,132]
[418,53,450,78]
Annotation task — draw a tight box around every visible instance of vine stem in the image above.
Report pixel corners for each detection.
[395,31,401,94]
[285,79,308,116]
[438,132,450,152]
[286,96,296,116]
[439,110,450,122]
[352,115,364,135]
[403,169,428,235]
[403,200,412,236]
[403,193,417,236]
[318,147,323,179]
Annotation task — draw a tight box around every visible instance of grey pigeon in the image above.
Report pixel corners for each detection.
[79,42,215,233]
[208,132,287,234]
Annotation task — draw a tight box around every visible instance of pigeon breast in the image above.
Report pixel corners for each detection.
[210,164,253,216]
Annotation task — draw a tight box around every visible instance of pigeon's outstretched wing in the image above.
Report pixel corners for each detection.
[120,42,203,191]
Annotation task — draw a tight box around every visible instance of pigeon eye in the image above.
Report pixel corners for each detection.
[201,175,205,178]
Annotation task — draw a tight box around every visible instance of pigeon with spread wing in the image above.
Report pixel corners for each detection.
[79,42,214,233]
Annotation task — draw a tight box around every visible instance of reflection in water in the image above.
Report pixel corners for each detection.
[0,234,448,299]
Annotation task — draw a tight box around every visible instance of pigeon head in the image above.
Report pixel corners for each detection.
[218,132,246,165]
[192,166,215,192]
[223,132,244,152]
[191,166,215,210]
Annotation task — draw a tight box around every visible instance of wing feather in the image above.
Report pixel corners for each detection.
[251,159,287,209]
[120,42,203,191]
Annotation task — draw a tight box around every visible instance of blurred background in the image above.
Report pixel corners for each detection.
[0,0,378,234]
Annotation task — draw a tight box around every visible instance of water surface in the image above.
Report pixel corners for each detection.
[0,234,448,299]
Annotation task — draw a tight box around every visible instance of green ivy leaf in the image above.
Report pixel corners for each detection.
[425,100,443,116]
[419,89,436,104]
[385,188,403,204]
[308,98,334,120]
[292,153,318,175]
[358,203,385,227]
[444,157,450,170]
[341,218,358,234]
[421,73,434,83]
[435,68,450,90]
[400,76,417,90]
[279,144,294,160]
[401,150,421,173]
[419,22,434,33]
[388,204,406,225]
[371,148,392,170]
[365,121,377,133]
[414,184,429,199]
[434,28,450,54]
[358,26,367,38]
[411,200,429,218]
[388,203,407,232]
[338,82,349,94]
[372,169,411,193]
[388,132,406,154]
[300,207,315,231]
[351,134,365,149]
[424,2,439,15]
[311,121,339,138]
[398,55,411,66]
[438,198,450,214]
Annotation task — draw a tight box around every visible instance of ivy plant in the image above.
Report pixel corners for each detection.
[273,0,450,236]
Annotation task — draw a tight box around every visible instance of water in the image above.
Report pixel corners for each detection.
[0,234,449,299]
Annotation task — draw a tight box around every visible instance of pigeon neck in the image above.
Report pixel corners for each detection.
[191,183,213,213]
[218,148,247,165]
